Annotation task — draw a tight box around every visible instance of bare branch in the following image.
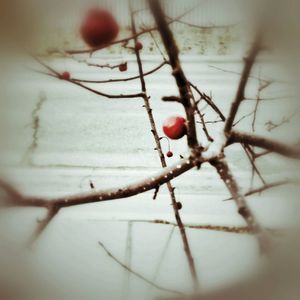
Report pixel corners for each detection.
[72,61,168,84]
[242,144,266,187]
[228,131,300,159]
[210,157,270,253]
[134,219,283,236]
[150,226,175,289]
[149,0,198,148]
[32,56,145,99]
[224,180,295,201]
[209,65,271,86]
[11,156,197,209]
[98,241,182,295]
[224,35,262,134]
[130,2,199,289]
[28,207,59,245]
[162,96,182,103]
[189,82,226,121]
[165,16,239,30]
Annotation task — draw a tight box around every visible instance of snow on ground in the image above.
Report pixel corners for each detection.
[0,55,300,299]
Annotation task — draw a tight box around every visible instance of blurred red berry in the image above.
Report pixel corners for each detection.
[61,71,70,80]
[118,62,127,72]
[166,151,173,158]
[135,41,143,51]
[80,8,119,47]
[163,116,186,140]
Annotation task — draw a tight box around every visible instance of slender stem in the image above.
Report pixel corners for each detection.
[130,2,199,290]
[224,35,261,134]
[228,131,300,159]
[9,157,197,208]
[98,241,182,295]
[72,61,168,84]
[28,206,59,246]
[224,180,294,201]
[149,0,198,148]
[210,157,270,253]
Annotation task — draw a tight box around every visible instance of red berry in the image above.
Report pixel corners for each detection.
[61,71,70,80]
[118,62,127,72]
[163,116,186,140]
[176,202,182,210]
[135,41,143,51]
[80,8,119,47]
[166,151,173,158]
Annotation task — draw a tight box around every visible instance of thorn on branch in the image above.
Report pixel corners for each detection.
[162,96,182,103]
[153,186,160,200]
[89,180,95,189]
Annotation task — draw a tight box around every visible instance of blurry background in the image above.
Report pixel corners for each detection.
[0,0,300,299]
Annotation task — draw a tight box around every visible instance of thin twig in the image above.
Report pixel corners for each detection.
[210,156,270,253]
[165,16,239,30]
[72,61,168,84]
[9,156,197,209]
[224,180,295,201]
[130,1,199,290]
[98,241,182,295]
[228,131,300,159]
[150,226,175,291]
[137,219,283,236]
[149,0,198,148]
[224,34,262,134]
[28,206,59,246]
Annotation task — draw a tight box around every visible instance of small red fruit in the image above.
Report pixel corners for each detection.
[119,62,127,72]
[80,8,119,47]
[166,151,173,158]
[163,116,186,140]
[175,202,183,210]
[61,71,70,80]
[135,41,143,51]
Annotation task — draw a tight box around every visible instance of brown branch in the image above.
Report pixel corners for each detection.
[189,82,226,121]
[210,157,270,253]
[148,30,167,61]
[224,34,261,134]
[228,131,300,159]
[32,56,144,100]
[28,206,59,245]
[68,77,145,99]
[133,220,254,234]
[72,61,168,84]
[98,241,182,295]
[244,95,293,101]
[165,16,239,30]
[130,2,199,289]
[137,219,283,236]
[68,57,123,70]
[9,157,197,209]
[150,226,175,288]
[209,65,271,86]
[224,179,294,201]
[0,180,23,206]
[149,0,198,148]
[162,96,182,103]
[254,149,271,159]
[190,88,213,142]
[242,144,266,187]
[265,106,300,132]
